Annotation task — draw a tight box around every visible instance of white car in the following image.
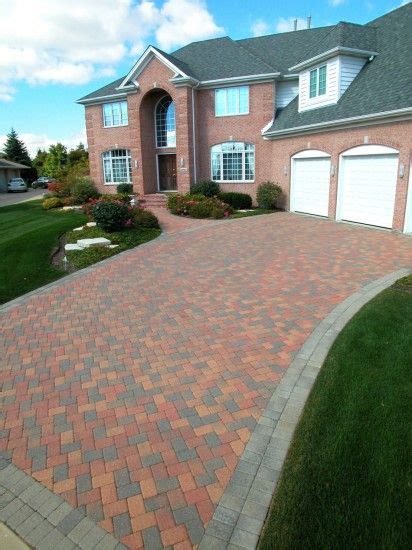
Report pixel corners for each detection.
[8,177,28,192]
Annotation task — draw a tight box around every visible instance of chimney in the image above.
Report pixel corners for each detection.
[307,15,312,29]
[293,19,298,31]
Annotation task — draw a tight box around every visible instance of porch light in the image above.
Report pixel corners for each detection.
[399,163,405,178]
[180,157,185,168]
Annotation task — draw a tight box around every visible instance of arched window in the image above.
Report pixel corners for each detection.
[102,149,131,184]
[211,142,255,182]
[156,96,176,147]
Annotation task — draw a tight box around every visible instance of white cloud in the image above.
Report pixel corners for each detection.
[329,0,345,6]
[251,20,270,37]
[0,129,87,157]
[0,0,223,101]
[155,0,223,51]
[275,17,309,33]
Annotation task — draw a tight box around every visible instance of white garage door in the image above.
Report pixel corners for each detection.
[291,157,331,217]
[339,154,398,228]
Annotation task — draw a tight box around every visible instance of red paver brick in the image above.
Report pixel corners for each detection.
[1,212,411,548]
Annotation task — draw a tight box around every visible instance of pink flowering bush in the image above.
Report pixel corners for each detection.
[167,193,233,219]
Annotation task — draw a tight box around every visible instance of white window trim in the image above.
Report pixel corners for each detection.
[102,150,132,185]
[154,95,176,149]
[102,101,128,128]
[309,65,327,99]
[215,86,249,117]
[210,143,255,183]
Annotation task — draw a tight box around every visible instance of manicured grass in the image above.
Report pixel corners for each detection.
[66,225,161,269]
[259,278,412,549]
[0,201,87,304]
[230,208,276,219]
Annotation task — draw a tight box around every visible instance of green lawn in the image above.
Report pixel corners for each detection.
[65,225,161,269]
[230,208,276,219]
[0,200,87,304]
[260,276,412,550]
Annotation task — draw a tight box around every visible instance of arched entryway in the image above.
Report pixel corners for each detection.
[139,90,177,194]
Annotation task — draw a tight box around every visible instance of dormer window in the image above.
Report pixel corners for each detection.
[309,65,327,98]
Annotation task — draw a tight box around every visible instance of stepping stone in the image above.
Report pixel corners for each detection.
[65,243,83,251]
[77,238,111,248]
[73,226,84,231]
[109,245,119,249]
[62,206,82,210]
[86,222,96,227]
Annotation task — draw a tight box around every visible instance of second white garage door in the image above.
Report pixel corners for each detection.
[291,155,331,217]
[338,152,398,228]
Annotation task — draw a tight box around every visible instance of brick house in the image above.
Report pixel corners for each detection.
[78,3,412,232]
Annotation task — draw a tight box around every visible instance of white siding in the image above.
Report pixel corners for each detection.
[298,57,339,112]
[298,55,368,113]
[339,55,366,96]
[276,81,299,108]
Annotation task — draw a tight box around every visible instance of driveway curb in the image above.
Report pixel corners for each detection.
[199,267,411,550]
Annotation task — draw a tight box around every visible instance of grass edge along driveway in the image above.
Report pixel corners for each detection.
[259,276,411,550]
[0,200,88,304]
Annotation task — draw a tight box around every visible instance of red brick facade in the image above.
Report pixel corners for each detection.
[84,56,412,231]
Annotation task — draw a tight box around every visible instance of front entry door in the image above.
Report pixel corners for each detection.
[158,154,177,191]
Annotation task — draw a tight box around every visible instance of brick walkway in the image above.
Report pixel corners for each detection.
[0,212,411,548]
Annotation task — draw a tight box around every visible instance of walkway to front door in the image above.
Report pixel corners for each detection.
[158,154,176,191]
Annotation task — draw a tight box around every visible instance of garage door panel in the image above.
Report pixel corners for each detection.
[339,154,398,228]
[291,158,330,217]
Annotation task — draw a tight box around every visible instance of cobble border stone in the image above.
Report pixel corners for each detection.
[199,268,411,549]
[0,454,125,549]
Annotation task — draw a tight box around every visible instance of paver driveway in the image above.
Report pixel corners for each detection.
[1,212,411,548]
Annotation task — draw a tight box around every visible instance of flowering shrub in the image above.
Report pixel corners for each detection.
[167,193,232,219]
[47,182,71,197]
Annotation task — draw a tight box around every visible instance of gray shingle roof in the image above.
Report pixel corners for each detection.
[78,3,411,133]
[78,76,126,102]
[172,37,276,80]
[289,22,377,69]
[237,26,334,75]
[265,3,412,135]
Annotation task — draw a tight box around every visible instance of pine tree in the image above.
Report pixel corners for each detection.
[3,128,32,167]
[2,128,37,182]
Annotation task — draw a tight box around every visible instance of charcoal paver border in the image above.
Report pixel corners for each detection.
[199,268,411,549]
[0,455,125,550]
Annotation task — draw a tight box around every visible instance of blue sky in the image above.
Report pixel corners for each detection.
[0,0,404,156]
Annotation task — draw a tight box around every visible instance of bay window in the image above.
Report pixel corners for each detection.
[211,142,255,182]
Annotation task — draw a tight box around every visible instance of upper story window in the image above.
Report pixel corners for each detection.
[103,101,128,127]
[156,96,176,147]
[102,149,131,184]
[309,65,327,98]
[215,86,249,116]
[211,142,254,182]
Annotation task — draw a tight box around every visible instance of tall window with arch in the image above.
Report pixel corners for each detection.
[155,96,176,147]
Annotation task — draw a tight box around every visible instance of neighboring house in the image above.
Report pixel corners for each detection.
[78,3,412,232]
[0,159,30,193]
